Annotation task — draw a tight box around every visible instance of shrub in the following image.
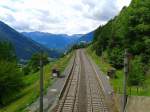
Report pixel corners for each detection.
[108,47,124,69]
[128,57,145,86]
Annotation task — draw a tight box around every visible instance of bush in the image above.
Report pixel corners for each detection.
[128,57,145,86]
[108,47,124,69]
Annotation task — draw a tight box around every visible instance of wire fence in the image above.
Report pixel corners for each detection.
[114,86,150,96]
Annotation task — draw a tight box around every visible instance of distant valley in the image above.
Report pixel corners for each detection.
[0,21,60,61]
[22,31,93,52]
[0,21,93,62]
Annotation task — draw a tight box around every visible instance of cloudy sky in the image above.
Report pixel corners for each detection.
[0,0,131,35]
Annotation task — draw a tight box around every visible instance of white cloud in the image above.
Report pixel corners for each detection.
[0,0,131,35]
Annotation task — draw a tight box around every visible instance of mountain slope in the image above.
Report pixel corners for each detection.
[22,32,83,52]
[22,31,94,52]
[0,21,59,61]
[92,0,150,68]
[77,31,94,43]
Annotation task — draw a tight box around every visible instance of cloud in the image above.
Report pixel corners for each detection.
[82,0,124,21]
[12,21,32,31]
[0,0,131,35]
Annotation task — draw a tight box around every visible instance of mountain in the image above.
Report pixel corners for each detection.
[0,21,60,61]
[77,31,94,43]
[22,32,83,52]
[22,31,94,52]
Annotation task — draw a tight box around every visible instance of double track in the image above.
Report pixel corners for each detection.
[55,50,109,112]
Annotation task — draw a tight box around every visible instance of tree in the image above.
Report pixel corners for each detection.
[0,41,23,105]
[108,47,124,69]
[28,52,49,72]
[128,57,145,86]
[0,61,23,105]
[0,41,16,61]
[93,0,150,70]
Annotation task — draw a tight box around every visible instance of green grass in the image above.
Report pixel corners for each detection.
[86,46,111,74]
[110,70,124,91]
[86,46,150,96]
[0,52,73,112]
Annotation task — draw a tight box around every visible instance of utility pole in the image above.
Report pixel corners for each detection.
[101,46,104,63]
[101,46,103,56]
[122,49,129,112]
[40,51,43,112]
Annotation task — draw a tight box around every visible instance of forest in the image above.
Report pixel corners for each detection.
[92,0,150,86]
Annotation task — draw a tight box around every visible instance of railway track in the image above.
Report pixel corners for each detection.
[54,49,109,112]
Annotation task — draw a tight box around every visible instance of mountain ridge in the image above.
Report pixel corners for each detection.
[0,21,60,61]
[22,31,93,52]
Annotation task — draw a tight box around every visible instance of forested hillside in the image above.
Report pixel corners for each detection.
[92,0,150,86]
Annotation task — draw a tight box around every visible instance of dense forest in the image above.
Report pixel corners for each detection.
[92,0,150,86]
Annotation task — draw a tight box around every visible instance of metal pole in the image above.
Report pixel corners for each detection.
[40,52,43,112]
[122,49,128,112]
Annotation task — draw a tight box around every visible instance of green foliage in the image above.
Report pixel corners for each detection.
[87,47,150,96]
[0,61,23,105]
[93,26,102,42]
[0,51,73,112]
[91,0,150,89]
[128,57,145,86]
[22,65,30,75]
[0,41,24,105]
[93,0,150,69]
[70,43,89,51]
[0,42,16,61]
[108,47,124,69]
[27,52,49,73]
[142,38,150,64]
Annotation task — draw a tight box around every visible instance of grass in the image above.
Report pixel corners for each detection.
[86,46,111,75]
[0,52,73,112]
[86,46,111,74]
[86,46,150,96]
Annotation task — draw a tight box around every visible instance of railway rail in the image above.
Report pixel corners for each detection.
[54,49,109,112]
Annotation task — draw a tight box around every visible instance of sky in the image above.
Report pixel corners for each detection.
[0,0,131,35]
